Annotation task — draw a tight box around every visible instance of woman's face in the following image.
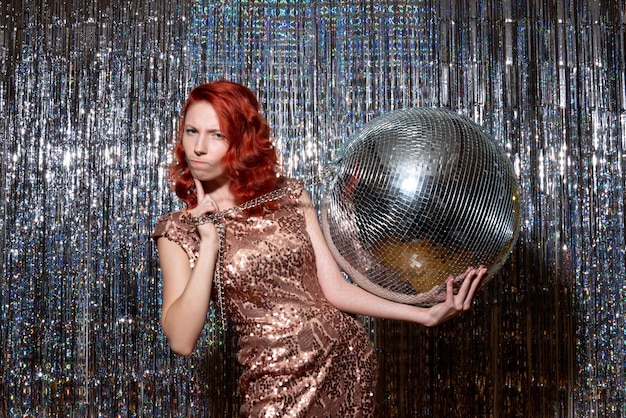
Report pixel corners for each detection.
[182,101,229,184]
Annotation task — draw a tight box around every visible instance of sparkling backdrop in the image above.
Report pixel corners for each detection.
[1,0,624,416]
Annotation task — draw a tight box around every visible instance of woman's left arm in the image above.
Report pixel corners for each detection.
[300,189,486,327]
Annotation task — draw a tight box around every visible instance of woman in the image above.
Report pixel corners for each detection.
[153,81,486,417]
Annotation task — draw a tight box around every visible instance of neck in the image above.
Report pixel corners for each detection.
[201,178,237,210]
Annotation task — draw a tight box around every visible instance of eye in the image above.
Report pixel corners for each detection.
[212,132,226,140]
[184,127,198,135]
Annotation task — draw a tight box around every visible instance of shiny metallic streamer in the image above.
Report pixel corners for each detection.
[1,0,624,416]
[1,0,189,415]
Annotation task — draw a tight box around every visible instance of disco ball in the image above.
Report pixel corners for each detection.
[321,108,521,306]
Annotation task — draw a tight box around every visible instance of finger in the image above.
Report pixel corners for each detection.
[462,267,487,310]
[472,267,487,290]
[447,277,467,311]
[455,268,476,299]
[194,178,205,201]
[445,277,455,302]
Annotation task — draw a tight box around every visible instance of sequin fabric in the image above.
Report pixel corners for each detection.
[153,180,378,417]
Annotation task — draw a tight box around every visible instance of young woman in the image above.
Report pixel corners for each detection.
[153,81,486,417]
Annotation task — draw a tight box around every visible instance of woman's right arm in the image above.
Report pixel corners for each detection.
[158,229,219,356]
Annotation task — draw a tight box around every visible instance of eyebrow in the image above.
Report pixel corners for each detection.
[184,124,222,133]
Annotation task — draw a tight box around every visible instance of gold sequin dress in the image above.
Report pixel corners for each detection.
[153,179,378,417]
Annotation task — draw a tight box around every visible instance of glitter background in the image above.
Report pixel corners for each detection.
[1,0,624,416]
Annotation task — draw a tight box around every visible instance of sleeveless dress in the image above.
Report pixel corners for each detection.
[153,179,378,417]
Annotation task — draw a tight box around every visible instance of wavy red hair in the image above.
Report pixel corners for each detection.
[169,81,279,208]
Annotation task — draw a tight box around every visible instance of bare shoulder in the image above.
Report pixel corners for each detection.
[297,186,313,204]
[296,187,320,224]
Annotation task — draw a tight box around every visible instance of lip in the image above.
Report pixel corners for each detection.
[188,159,210,166]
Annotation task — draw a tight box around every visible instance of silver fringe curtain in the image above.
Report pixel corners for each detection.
[1,0,624,416]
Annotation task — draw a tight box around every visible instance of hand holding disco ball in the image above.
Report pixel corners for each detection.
[321,108,521,307]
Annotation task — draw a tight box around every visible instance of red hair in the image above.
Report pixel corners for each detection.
[169,81,279,208]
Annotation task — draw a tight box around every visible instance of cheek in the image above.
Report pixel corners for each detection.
[181,138,193,154]
[213,143,229,159]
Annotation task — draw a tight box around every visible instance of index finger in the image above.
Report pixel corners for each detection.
[194,178,205,200]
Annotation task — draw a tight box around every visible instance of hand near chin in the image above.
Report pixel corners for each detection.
[425,266,487,327]
[189,179,220,242]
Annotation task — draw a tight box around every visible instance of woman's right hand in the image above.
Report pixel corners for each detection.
[188,179,220,242]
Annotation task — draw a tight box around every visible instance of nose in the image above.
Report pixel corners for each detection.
[194,135,208,155]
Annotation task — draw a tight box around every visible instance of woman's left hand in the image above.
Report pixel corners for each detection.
[424,267,488,327]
